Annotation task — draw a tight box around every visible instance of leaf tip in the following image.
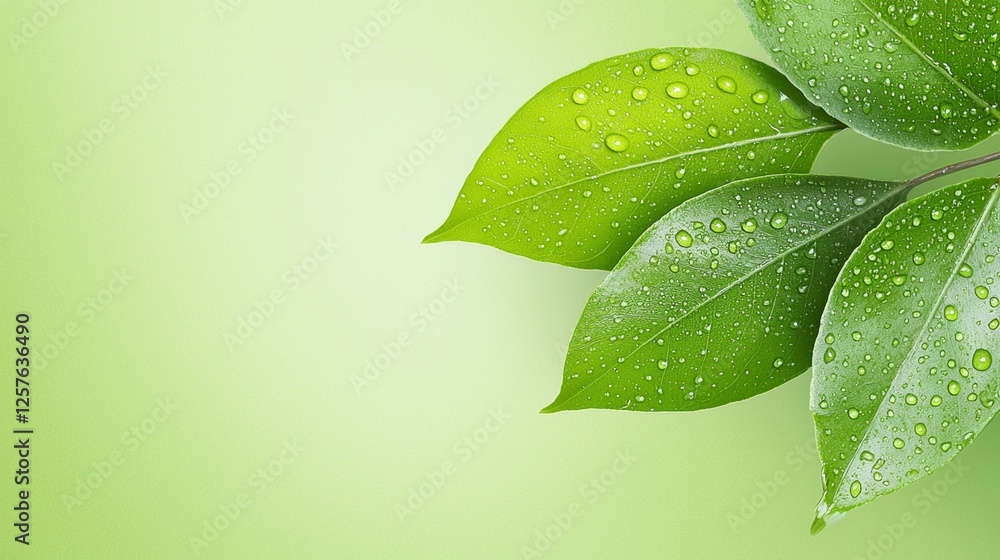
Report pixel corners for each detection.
[540,392,580,414]
[539,400,566,414]
[421,223,454,245]
[809,515,827,536]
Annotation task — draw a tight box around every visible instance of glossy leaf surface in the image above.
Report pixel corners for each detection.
[544,174,904,412]
[425,48,843,269]
[812,178,1000,530]
[740,0,1000,150]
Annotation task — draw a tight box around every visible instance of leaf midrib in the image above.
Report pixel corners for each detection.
[427,124,843,240]
[554,179,904,410]
[855,0,1000,122]
[826,182,1000,511]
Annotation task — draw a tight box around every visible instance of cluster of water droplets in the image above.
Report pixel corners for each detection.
[446,47,838,267]
[559,177,898,411]
[746,0,1000,148]
[813,181,1000,512]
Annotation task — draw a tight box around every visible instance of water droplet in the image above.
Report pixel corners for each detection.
[931,395,943,407]
[751,90,770,104]
[905,13,921,26]
[905,394,918,405]
[710,218,727,233]
[572,88,589,105]
[605,134,630,152]
[685,64,700,76]
[976,286,989,299]
[913,252,926,265]
[850,480,862,498]
[575,116,592,131]
[944,305,959,321]
[973,349,993,372]
[666,82,689,99]
[823,347,836,364]
[716,76,737,94]
[958,263,974,278]
[769,212,789,229]
[915,423,927,436]
[650,52,675,70]
[675,230,694,248]
[632,87,649,101]
[707,124,720,138]
[741,218,758,233]
[893,438,905,449]
[948,380,962,396]
[848,408,860,419]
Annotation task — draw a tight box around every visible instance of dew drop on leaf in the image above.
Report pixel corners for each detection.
[666,82,690,99]
[605,134,630,153]
[650,52,675,70]
[716,75,738,93]
[973,349,993,372]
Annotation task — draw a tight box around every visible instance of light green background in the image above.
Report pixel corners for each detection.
[2,1,999,558]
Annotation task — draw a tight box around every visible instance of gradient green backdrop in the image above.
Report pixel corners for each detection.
[2,1,999,558]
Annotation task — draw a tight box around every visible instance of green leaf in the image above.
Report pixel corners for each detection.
[543,174,905,413]
[739,0,1000,151]
[425,48,843,270]
[811,178,1000,532]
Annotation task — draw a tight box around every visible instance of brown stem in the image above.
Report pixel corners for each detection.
[902,149,1000,191]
